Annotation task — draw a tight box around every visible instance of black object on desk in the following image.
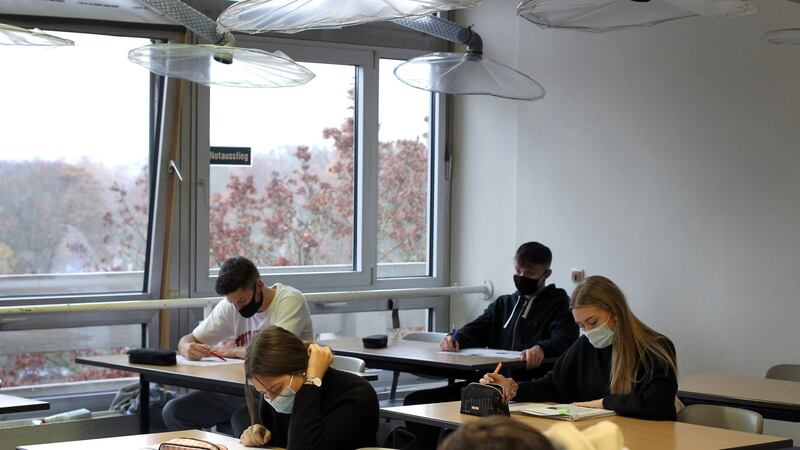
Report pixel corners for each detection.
[128,348,177,366]
[362,334,388,349]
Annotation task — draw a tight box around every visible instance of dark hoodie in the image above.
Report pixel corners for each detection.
[455,284,578,380]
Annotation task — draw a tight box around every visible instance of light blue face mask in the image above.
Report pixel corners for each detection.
[584,322,615,349]
[264,375,296,414]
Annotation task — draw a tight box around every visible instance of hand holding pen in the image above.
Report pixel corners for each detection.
[439,323,460,352]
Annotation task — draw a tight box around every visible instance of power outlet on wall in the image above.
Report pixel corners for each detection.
[570,268,585,283]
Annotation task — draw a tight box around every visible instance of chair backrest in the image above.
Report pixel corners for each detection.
[677,404,763,434]
[331,355,366,373]
[765,364,800,382]
[403,332,447,343]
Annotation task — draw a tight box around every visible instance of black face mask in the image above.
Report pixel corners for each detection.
[513,275,542,296]
[238,283,263,318]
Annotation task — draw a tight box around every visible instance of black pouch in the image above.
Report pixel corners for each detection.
[128,348,177,366]
[460,382,510,417]
[362,334,388,349]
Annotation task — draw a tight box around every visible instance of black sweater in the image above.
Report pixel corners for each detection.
[455,285,578,380]
[257,368,379,450]
[516,335,678,420]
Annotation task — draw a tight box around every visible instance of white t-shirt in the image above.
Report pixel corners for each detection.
[192,283,314,347]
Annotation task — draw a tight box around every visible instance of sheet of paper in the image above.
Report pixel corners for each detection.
[140,433,274,450]
[440,348,522,359]
[176,355,243,366]
[515,402,616,421]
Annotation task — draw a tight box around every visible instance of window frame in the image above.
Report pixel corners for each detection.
[0,18,180,306]
[192,38,451,296]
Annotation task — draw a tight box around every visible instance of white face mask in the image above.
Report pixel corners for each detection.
[264,375,296,414]
[584,322,615,349]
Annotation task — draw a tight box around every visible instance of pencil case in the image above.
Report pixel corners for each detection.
[362,334,388,349]
[460,382,510,417]
[128,348,177,366]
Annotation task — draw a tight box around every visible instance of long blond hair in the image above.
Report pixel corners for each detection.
[570,276,677,395]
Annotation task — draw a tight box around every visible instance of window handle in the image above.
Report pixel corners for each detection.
[168,160,184,182]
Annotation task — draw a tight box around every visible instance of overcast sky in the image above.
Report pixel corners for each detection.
[1,30,430,170]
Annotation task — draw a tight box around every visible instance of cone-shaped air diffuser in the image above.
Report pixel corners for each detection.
[129,44,314,87]
[218,0,481,34]
[0,23,74,46]
[394,52,545,100]
[517,0,757,33]
[130,0,315,87]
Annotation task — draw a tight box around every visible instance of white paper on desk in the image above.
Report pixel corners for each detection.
[176,355,243,366]
[140,434,269,450]
[512,402,616,421]
[442,348,522,358]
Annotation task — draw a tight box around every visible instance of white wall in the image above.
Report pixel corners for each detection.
[452,0,800,439]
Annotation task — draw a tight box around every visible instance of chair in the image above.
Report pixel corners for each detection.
[677,404,763,434]
[390,332,449,401]
[332,355,367,373]
[765,364,800,382]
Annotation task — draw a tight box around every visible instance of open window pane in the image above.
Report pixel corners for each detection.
[377,59,432,278]
[209,63,356,275]
[0,32,152,297]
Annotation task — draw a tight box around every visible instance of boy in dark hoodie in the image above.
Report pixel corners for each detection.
[404,242,578,449]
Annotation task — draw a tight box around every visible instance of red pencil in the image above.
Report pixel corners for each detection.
[209,350,227,361]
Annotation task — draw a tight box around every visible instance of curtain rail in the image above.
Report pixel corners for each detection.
[0,281,493,316]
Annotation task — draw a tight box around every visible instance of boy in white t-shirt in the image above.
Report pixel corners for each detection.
[162,256,313,434]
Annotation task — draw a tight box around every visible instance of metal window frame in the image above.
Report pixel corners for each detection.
[0,18,181,307]
[191,37,451,302]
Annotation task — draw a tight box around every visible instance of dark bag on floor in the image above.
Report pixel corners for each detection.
[128,348,177,366]
[460,382,509,417]
[378,422,418,450]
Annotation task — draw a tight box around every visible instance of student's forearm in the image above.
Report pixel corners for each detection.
[213,346,247,359]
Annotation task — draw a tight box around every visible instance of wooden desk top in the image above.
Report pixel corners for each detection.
[381,401,793,450]
[679,373,800,407]
[320,337,526,371]
[76,354,376,390]
[77,354,246,392]
[0,393,50,414]
[16,429,283,450]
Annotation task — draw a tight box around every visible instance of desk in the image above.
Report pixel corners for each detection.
[76,354,376,434]
[16,429,283,450]
[0,394,49,414]
[320,337,526,379]
[678,373,800,422]
[381,401,793,450]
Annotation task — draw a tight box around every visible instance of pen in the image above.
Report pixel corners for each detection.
[209,350,227,362]
[493,361,503,374]
[449,324,457,341]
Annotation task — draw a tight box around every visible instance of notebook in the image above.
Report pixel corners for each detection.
[510,402,616,421]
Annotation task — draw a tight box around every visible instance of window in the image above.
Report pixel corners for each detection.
[0,31,154,298]
[0,324,140,387]
[208,63,357,274]
[193,43,448,295]
[314,309,428,340]
[377,59,433,278]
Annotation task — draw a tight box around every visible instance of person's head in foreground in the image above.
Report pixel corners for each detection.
[438,415,555,450]
[240,325,332,446]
